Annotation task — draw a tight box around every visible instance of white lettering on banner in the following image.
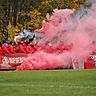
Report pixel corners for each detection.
[1,57,9,67]
[15,58,20,63]
[19,57,24,63]
[9,57,25,64]
[9,58,15,63]
[1,56,26,66]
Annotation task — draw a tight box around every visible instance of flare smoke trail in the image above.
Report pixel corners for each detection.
[17,1,96,70]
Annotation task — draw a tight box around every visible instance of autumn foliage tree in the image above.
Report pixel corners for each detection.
[0,0,85,41]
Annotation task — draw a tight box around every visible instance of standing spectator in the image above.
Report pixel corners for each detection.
[15,41,26,53]
[42,42,54,53]
[8,41,15,53]
[26,42,35,53]
[0,42,3,54]
[1,41,10,54]
[33,43,40,51]
[0,42,3,66]
[56,41,65,53]
[84,57,94,69]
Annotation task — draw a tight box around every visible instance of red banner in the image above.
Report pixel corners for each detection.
[0,53,96,70]
[0,53,28,70]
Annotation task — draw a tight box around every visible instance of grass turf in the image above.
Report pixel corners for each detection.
[0,69,96,96]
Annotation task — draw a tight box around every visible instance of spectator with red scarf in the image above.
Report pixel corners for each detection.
[26,42,35,53]
[42,42,54,53]
[1,41,10,54]
[8,41,15,53]
[56,41,65,53]
[84,56,94,69]
[15,41,26,53]
[33,44,40,51]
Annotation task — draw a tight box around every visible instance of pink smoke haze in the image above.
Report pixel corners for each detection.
[16,3,96,70]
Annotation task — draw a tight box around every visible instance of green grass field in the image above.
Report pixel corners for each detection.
[0,69,96,96]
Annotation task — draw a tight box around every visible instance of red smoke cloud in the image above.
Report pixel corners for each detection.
[17,3,96,70]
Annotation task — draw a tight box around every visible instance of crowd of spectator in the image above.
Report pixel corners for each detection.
[0,39,95,69]
[0,39,73,55]
[0,40,40,54]
[1,38,96,56]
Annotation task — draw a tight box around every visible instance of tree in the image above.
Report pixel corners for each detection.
[0,0,85,41]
